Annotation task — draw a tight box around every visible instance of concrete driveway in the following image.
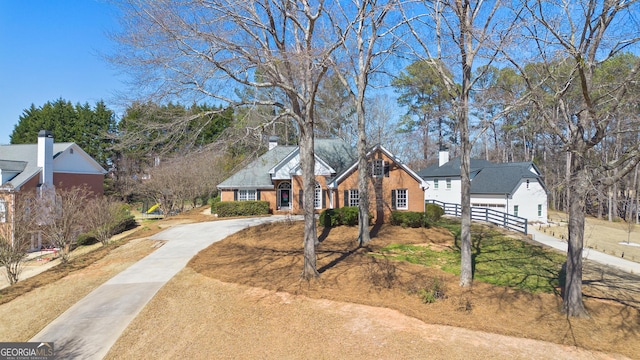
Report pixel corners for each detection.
[30,215,297,360]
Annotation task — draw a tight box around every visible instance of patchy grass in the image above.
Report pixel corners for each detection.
[380,221,566,294]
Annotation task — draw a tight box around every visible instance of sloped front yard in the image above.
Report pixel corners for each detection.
[171,221,640,358]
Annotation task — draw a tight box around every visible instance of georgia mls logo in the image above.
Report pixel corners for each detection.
[0,342,54,360]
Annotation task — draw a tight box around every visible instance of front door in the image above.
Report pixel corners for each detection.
[278,182,291,209]
[280,189,290,208]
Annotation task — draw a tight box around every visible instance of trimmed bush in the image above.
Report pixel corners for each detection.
[425,203,445,223]
[208,194,221,208]
[319,209,339,227]
[390,210,440,228]
[340,207,359,226]
[214,201,270,217]
[318,207,361,227]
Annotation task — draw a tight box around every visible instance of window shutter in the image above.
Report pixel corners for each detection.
[299,190,303,208]
[384,161,390,177]
[322,190,327,209]
[343,190,348,207]
[256,189,261,200]
[233,190,238,201]
[391,189,396,209]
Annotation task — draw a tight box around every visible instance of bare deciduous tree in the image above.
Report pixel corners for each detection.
[139,149,227,215]
[402,0,522,287]
[0,192,36,285]
[332,0,400,246]
[508,0,640,317]
[38,187,91,263]
[112,0,344,278]
[85,196,131,246]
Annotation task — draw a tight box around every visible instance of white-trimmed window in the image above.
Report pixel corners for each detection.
[446,178,452,189]
[538,204,542,217]
[238,189,257,201]
[514,205,519,217]
[349,189,359,207]
[393,189,408,210]
[434,179,439,190]
[0,199,6,223]
[314,183,322,209]
[372,159,385,177]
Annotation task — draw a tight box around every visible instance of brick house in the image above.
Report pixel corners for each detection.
[0,130,107,249]
[217,138,427,221]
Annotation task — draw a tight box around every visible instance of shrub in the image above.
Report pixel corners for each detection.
[417,277,447,304]
[424,203,445,223]
[390,211,427,228]
[319,209,339,227]
[112,204,137,234]
[339,206,359,226]
[214,201,270,217]
[366,258,397,289]
[76,233,98,246]
[318,207,361,227]
[208,194,221,208]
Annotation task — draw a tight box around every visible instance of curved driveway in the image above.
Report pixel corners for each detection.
[30,216,296,360]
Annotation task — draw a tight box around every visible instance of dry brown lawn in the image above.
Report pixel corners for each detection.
[107,220,640,359]
[544,210,640,262]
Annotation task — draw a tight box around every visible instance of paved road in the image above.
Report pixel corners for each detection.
[30,216,296,360]
[529,228,640,273]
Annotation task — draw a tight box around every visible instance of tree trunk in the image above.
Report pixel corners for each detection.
[563,151,570,213]
[299,124,319,279]
[356,48,371,247]
[357,105,371,246]
[459,120,473,287]
[562,153,588,317]
[457,0,473,288]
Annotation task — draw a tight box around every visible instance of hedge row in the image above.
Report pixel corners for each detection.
[389,204,445,228]
[214,201,270,217]
[319,207,360,227]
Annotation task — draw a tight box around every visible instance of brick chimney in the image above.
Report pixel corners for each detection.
[37,130,54,187]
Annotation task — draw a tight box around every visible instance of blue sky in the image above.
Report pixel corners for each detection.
[0,0,125,144]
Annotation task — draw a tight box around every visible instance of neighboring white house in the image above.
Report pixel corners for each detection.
[418,150,548,224]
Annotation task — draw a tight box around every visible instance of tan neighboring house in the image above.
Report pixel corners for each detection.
[217,138,427,222]
[0,130,107,249]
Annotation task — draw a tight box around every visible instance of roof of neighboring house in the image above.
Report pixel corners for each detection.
[419,158,546,195]
[417,158,494,178]
[0,142,106,189]
[471,163,544,194]
[218,138,358,190]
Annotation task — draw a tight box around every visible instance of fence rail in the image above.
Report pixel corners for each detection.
[425,199,528,234]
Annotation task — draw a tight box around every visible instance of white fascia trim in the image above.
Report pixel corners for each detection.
[268,148,298,175]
